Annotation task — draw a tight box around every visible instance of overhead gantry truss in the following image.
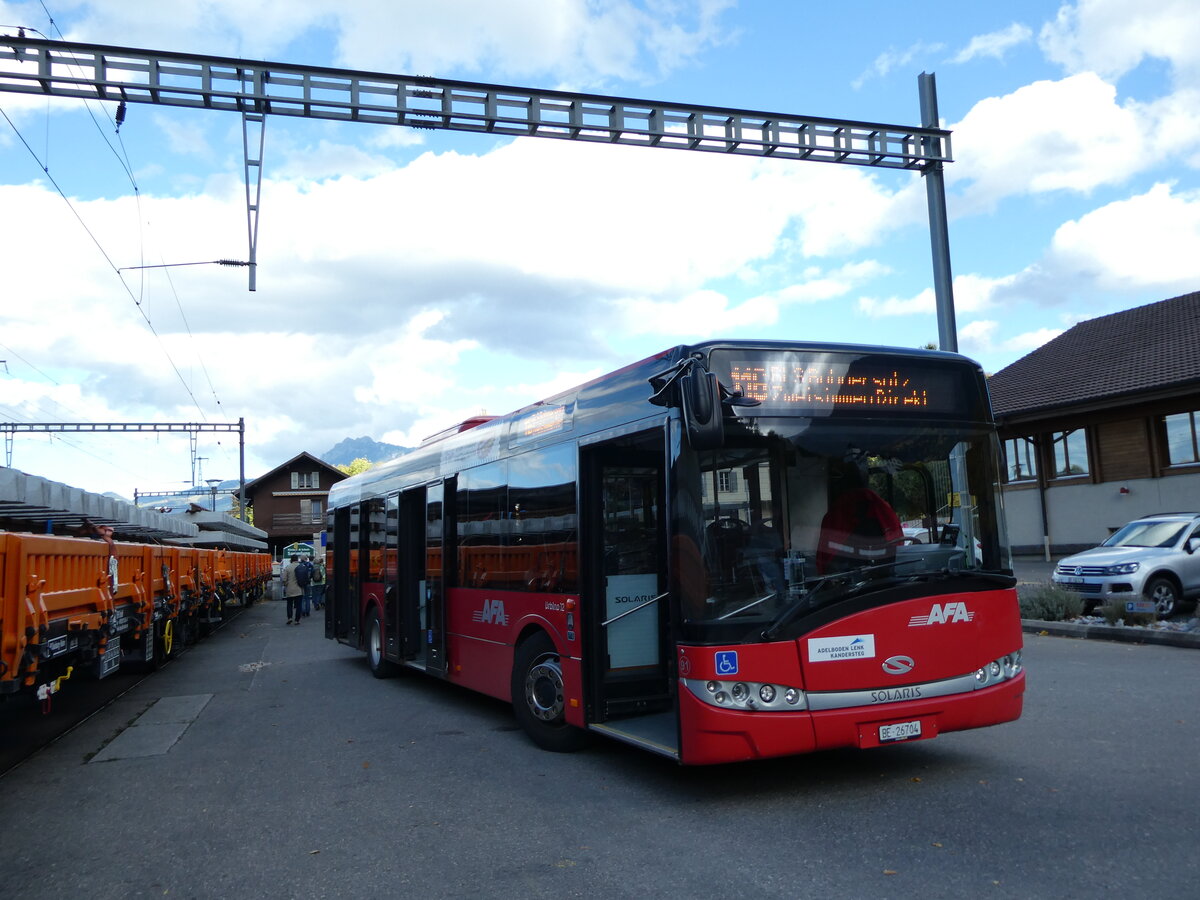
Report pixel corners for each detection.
[0,36,951,169]
[1,420,248,516]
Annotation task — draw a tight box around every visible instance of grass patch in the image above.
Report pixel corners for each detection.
[1019,582,1084,621]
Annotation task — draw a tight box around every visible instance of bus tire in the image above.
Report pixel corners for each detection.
[511,632,590,753]
[366,607,397,679]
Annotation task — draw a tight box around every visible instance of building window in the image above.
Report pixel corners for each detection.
[1165,412,1200,465]
[300,499,324,524]
[291,470,321,489]
[1051,429,1089,478]
[717,470,738,493]
[1003,437,1038,483]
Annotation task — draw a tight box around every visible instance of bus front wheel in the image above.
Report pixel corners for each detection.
[511,632,590,753]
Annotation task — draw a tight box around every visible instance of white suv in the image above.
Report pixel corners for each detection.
[1052,513,1200,618]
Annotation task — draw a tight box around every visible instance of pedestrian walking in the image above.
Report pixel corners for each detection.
[311,557,327,610]
[281,554,304,625]
[295,555,314,618]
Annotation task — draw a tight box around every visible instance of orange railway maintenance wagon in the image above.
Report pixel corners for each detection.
[0,531,270,706]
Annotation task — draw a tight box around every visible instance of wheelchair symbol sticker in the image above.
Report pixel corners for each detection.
[715,651,739,675]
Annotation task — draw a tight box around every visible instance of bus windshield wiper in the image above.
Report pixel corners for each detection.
[759,559,925,642]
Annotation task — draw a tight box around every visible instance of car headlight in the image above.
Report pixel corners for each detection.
[1104,562,1140,575]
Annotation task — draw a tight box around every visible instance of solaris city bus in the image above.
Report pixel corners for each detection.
[325,341,1024,764]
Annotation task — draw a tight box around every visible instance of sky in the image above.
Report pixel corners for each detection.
[1,0,1199,500]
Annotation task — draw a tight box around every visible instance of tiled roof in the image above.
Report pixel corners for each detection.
[988,291,1200,419]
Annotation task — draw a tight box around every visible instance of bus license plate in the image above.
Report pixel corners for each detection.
[879,720,922,742]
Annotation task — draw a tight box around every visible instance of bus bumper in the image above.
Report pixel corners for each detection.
[678,672,1025,765]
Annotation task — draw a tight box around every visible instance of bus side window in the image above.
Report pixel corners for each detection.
[509,444,578,593]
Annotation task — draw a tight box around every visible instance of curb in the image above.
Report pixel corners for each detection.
[1022,619,1200,649]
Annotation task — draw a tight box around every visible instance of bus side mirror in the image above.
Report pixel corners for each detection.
[681,370,724,450]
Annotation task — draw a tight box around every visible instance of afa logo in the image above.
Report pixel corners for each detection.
[908,601,975,627]
[473,598,509,626]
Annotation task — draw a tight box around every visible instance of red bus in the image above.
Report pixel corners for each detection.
[325,341,1024,764]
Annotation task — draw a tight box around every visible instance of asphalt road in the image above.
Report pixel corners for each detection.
[0,599,1196,899]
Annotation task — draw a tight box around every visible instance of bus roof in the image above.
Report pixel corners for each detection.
[328,340,985,509]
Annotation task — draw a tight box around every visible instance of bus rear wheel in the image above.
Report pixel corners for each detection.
[366,607,397,678]
[511,632,589,753]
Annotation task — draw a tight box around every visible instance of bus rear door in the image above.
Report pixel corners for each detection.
[328,504,358,645]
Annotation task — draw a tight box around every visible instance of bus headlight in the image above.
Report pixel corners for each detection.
[683,678,806,711]
[975,651,1024,688]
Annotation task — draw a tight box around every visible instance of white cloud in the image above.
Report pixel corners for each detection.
[983,182,1200,308]
[857,287,934,318]
[950,23,1032,65]
[747,260,891,307]
[1,121,918,492]
[950,73,1147,210]
[855,271,1017,320]
[1005,327,1064,353]
[852,41,945,90]
[957,319,999,354]
[36,0,734,89]
[153,113,213,158]
[1040,0,1200,86]
[957,320,1064,358]
[617,289,779,338]
[1047,181,1200,291]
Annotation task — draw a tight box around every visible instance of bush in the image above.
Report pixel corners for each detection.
[1019,582,1085,621]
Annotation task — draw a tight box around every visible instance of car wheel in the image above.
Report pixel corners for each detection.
[1144,576,1179,618]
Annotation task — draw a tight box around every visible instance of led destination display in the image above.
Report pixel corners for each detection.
[709,350,979,417]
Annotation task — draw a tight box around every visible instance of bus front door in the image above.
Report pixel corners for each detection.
[584,443,675,755]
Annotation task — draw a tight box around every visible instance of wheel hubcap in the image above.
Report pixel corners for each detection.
[525,655,564,722]
[1151,584,1176,616]
[370,621,382,665]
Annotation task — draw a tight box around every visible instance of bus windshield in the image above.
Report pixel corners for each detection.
[677,416,1011,642]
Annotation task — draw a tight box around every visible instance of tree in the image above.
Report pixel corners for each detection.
[230,494,255,525]
[336,457,373,476]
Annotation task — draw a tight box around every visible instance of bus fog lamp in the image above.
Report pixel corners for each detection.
[683,678,806,712]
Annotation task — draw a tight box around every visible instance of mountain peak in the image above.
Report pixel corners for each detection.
[322,436,409,468]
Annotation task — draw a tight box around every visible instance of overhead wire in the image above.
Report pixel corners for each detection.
[5,8,240,485]
[10,7,228,423]
[1,105,207,416]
